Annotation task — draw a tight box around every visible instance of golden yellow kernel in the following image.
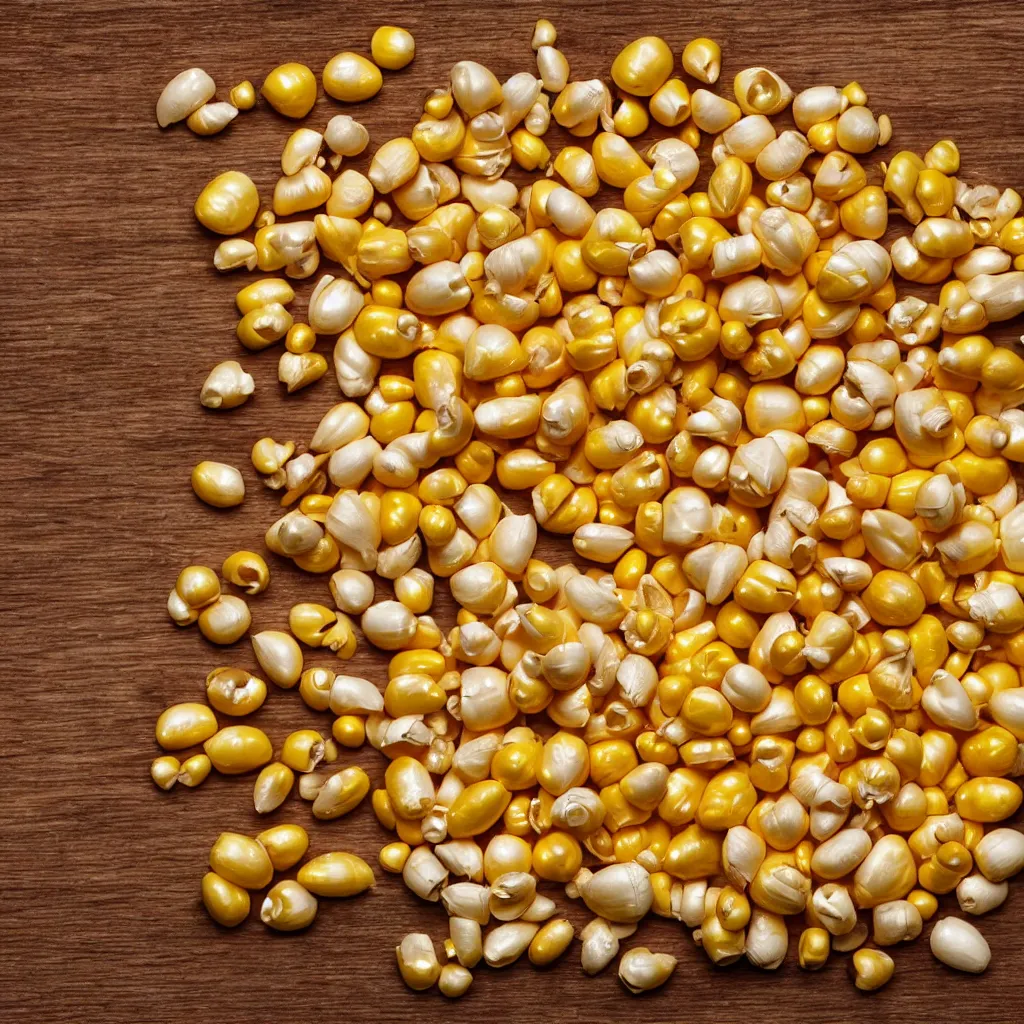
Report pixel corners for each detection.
[371,26,416,70]
[262,63,317,118]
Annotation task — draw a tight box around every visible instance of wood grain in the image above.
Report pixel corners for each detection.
[3,1,1024,1020]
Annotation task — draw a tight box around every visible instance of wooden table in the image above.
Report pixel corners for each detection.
[4,0,1024,1020]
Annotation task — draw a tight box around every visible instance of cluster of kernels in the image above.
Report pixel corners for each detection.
[166,561,263,643]
[157,24,413,136]
[154,19,1024,996]
[155,68,251,137]
[202,826,374,930]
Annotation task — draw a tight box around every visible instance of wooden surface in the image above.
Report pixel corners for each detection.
[4,0,1024,1020]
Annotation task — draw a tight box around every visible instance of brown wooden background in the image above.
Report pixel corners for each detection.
[4,0,1024,1020]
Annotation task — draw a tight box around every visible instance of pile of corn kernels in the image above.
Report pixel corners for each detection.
[152,20,1024,996]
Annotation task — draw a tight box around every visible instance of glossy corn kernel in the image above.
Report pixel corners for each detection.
[852,948,894,990]
[194,171,260,235]
[448,780,512,838]
[201,871,251,927]
[209,832,273,890]
[297,851,375,896]
[204,726,273,775]
[261,63,317,119]
[255,824,309,872]
[260,880,318,931]
[397,933,442,990]
[323,52,382,103]
[371,26,415,70]
[253,762,295,814]
[155,703,217,751]
[611,37,673,97]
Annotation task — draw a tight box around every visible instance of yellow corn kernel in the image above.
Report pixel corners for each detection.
[954,777,1023,823]
[553,240,599,292]
[503,795,533,837]
[916,169,955,217]
[709,157,753,219]
[862,571,926,627]
[791,674,831,726]
[256,823,309,872]
[589,132,649,188]
[918,840,973,894]
[451,441,493,485]
[999,218,1024,255]
[682,37,722,83]
[376,490,420,546]
[823,712,857,764]
[636,730,679,766]
[261,63,316,118]
[650,79,691,126]
[229,80,256,111]
[590,739,639,788]
[697,769,757,830]
[370,401,416,444]
[734,560,798,613]
[613,548,648,589]
[552,147,599,197]
[293,535,340,574]
[663,823,723,880]
[907,888,939,921]
[734,66,792,116]
[611,36,674,97]
[371,25,415,70]
[192,461,246,508]
[323,51,382,102]
[331,714,365,748]
[195,171,260,235]
[489,739,538,791]
[529,918,576,966]
[922,787,949,815]
[683,687,735,736]
[533,831,583,882]
[253,762,295,814]
[657,768,707,827]
[716,602,760,648]
[852,948,894,991]
[209,832,273,889]
[174,564,222,612]
[447,780,512,838]
[798,927,830,970]
[155,703,217,750]
[951,451,1009,495]
[511,129,550,170]
[297,851,375,896]
[419,504,457,547]
[151,755,181,790]
[379,841,412,873]
[384,673,447,717]
[202,871,250,927]
[204,725,273,775]
[977,662,1020,692]
[220,551,270,596]
[412,109,465,163]
[805,117,837,154]
[372,788,397,832]
[237,302,294,351]
[613,95,649,137]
